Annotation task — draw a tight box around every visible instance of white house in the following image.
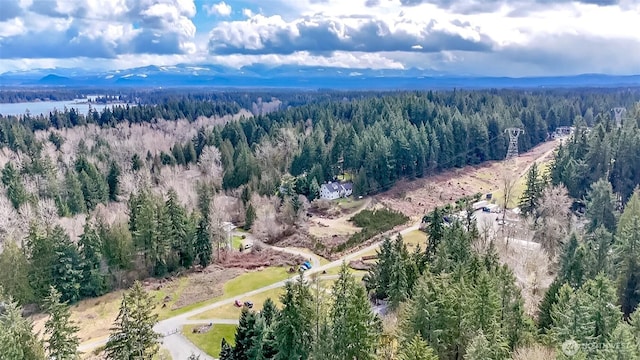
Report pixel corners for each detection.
[320,181,353,200]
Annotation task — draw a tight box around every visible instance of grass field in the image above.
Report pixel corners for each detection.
[192,286,284,320]
[158,267,290,320]
[184,324,237,358]
[352,229,427,259]
[232,235,244,251]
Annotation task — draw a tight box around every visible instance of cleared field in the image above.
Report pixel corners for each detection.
[184,324,237,358]
[355,229,427,259]
[377,139,560,217]
[34,266,288,349]
[165,267,290,318]
[192,287,284,320]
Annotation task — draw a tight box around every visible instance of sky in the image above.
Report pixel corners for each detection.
[0,0,639,76]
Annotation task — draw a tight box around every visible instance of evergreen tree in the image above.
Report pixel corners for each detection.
[165,189,192,270]
[387,238,409,309]
[585,179,618,233]
[331,263,379,360]
[261,298,278,327]
[0,241,34,305]
[49,225,84,303]
[64,170,86,215]
[465,331,493,360]
[0,295,46,360]
[105,281,159,360]
[1,162,29,209]
[184,141,197,165]
[219,338,234,360]
[131,153,144,171]
[244,203,256,231]
[398,335,438,360]
[247,316,267,360]
[595,323,640,359]
[558,234,588,289]
[519,162,545,217]
[78,222,106,298]
[26,225,55,302]
[107,161,121,201]
[172,143,186,165]
[425,207,444,260]
[614,190,640,318]
[43,286,79,360]
[274,276,314,360]
[364,236,393,300]
[260,327,278,360]
[234,307,258,360]
[538,279,561,334]
[195,217,212,267]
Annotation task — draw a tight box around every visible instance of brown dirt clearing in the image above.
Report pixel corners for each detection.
[376,139,560,218]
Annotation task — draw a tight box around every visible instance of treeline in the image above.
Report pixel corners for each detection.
[533,184,640,358]
[0,186,228,306]
[0,89,87,103]
[552,104,640,202]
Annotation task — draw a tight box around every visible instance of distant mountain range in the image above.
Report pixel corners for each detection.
[1,64,639,89]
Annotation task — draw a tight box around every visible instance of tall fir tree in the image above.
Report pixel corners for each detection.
[105,281,159,360]
[398,335,438,360]
[244,203,256,230]
[519,162,545,217]
[219,338,234,360]
[43,286,79,360]
[234,307,258,360]
[49,225,84,303]
[274,276,314,360]
[107,161,121,201]
[195,217,212,267]
[78,222,106,298]
[0,294,46,360]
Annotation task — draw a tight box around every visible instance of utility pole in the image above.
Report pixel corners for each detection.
[505,128,524,160]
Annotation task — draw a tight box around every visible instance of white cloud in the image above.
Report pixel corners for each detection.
[0,0,198,58]
[204,1,232,17]
[0,0,639,76]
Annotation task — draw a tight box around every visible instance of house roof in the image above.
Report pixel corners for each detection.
[321,181,353,194]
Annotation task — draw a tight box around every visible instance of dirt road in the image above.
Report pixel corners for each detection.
[80,223,420,359]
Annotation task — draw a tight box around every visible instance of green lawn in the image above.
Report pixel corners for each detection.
[184,324,237,358]
[192,287,284,320]
[158,267,290,320]
[232,235,244,251]
[335,198,366,211]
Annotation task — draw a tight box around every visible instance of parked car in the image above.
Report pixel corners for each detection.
[299,261,313,272]
[244,301,254,309]
[234,299,243,307]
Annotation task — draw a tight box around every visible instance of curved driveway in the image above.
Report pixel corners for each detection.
[80,222,421,359]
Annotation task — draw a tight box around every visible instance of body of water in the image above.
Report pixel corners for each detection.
[0,99,125,116]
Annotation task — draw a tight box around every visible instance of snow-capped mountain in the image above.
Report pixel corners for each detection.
[0,64,638,89]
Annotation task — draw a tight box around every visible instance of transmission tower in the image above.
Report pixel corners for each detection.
[612,107,627,128]
[505,128,524,160]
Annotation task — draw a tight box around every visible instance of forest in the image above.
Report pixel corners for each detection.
[1,88,640,359]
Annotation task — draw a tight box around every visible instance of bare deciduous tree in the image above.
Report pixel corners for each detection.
[533,185,572,259]
[208,195,232,259]
[198,146,223,188]
[500,170,518,222]
[36,198,58,228]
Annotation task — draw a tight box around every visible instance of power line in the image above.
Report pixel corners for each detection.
[504,128,524,160]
